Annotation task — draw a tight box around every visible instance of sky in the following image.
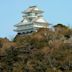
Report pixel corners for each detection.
[0,0,72,39]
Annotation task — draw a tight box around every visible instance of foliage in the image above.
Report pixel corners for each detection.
[0,24,72,72]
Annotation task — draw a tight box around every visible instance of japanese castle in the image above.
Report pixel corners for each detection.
[14,6,48,34]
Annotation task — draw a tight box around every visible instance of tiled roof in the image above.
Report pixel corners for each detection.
[33,17,48,24]
[23,6,43,13]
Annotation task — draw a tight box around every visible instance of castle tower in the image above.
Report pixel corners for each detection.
[14,6,48,34]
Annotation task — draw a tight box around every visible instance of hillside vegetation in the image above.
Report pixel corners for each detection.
[0,24,72,72]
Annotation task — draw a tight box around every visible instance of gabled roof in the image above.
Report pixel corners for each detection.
[33,16,48,24]
[22,18,29,23]
[15,18,30,27]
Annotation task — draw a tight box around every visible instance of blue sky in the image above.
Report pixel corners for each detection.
[0,0,72,38]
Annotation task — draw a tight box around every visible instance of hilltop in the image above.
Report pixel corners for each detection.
[0,24,72,72]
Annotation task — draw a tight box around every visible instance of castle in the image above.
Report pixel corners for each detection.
[14,6,48,34]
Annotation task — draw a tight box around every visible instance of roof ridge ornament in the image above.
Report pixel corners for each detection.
[29,6,37,8]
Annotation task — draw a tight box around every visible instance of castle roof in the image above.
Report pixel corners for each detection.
[23,6,43,13]
[33,17,48,24]
[15,18,30,27]
[14,6,49,33]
